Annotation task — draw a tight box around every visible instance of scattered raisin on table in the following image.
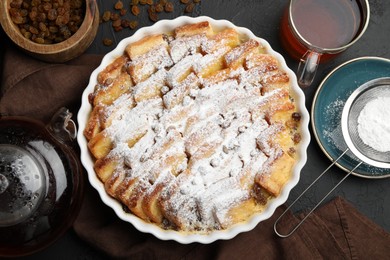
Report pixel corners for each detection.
[131,5,140,16]
[165,1,174,12]
[114,0,124,10]
[129,20,138,29]
[103,38,113,46]
[99,0,202,47]
[184,2,194,13]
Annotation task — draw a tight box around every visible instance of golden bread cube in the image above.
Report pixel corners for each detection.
[201,28,240,54]
[133,70,167,103]
[127,46,173,85]
[115,176,149,220]
[225,39,260,69]
[222,199,261,229]
[84,105,104,141]
[94,156,121,182]
[149,130,182,160]
[260,71,290,94]
[251,89,294,122]
[188,140,221,168]
[244,53,279,70]
[142,171,175,223]
[88,131,113,160]
[97,55,129,85]
[174,21,213,37]
[93,72,133,107]
[105,169,126,197]
[101,94,135,129]
[193,47,230,78]
[163,73,200,109]
[201,68,241,87]
[255,151,294,197]
[166,53,202,87]
[125,34,167,59]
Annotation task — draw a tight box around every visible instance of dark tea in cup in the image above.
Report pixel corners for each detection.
[280,0,369,87]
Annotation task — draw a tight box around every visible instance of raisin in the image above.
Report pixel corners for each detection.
[287,147,296,157]
[10,0,23,8]
[292,133,301,144]
[34,37,45,44]
[184,3,194,13]
[121,19,130,28]
[129,20,138,29]
[102,10,111,22]
[155,3,163,12]
[29,26,39,34]
[11,13,24,24]
[113,26,123,32]
[148,10,158,22]
[23,31,32,39]
[110,12,120,21]
[47,9,58,20]
[120,8,127,16]
[131,5,140,16]
[103,38,113,46]
[165,1,173,12]
[114,0,123,10]
[292,112,301,122]
[38,21,47,31]
[112,19,122,28]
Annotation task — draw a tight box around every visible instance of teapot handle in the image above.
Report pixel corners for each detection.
[47,107,77,144]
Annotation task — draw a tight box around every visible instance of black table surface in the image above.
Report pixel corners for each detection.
[5,0,390,259]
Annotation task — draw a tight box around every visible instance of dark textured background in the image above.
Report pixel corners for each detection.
[4,0,390,258]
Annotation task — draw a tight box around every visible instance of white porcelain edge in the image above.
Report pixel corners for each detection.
[77,16,310,244]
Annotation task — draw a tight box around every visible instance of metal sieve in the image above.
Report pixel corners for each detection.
[342,77,390,169]
[274,77,390,237]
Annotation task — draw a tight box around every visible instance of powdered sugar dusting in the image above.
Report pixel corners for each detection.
[88,26,300,232]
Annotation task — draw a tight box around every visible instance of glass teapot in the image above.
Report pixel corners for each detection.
[0,108,84,257]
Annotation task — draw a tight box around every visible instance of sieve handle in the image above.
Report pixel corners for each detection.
[274,149,362,238]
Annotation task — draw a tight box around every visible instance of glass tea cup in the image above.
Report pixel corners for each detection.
[280,0,370,87]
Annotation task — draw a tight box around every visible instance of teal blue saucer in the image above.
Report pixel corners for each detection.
[312,57,390,178]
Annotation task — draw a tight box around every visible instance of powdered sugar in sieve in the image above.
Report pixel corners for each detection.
[342,77,390,169]
[357,96,390,152]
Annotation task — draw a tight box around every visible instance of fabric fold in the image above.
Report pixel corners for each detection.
[0,46,102,123]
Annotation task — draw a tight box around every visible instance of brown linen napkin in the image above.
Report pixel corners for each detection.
[0,45,102,122]
[1,46,390,260]
[74,188,390,260]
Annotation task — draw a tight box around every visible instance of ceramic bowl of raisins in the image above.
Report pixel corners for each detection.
[0,0,99,63]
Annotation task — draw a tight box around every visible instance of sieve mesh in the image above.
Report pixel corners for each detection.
[342,77,390,169]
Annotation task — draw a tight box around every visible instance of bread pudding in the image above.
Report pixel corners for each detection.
[83,21,302,233]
